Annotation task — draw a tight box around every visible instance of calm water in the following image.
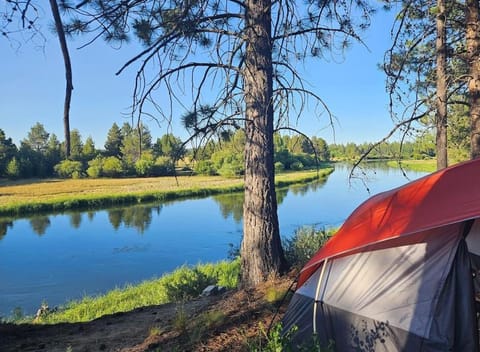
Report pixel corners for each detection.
[0,163,427,317]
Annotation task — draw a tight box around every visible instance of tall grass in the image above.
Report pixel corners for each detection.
[386,159,436,173]
[35,259,240,324]
[0,169,333,217]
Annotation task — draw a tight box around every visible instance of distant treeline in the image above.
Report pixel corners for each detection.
[0,122,450,180]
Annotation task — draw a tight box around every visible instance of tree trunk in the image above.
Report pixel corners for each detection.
[241,0,287,286]
[435,0,448,169]
[49,0,73,158]
[466,0,480,159]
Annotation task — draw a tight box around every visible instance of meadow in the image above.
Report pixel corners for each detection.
[0,168,333,217]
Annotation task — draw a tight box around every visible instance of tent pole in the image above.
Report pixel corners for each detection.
[313,258,328,334]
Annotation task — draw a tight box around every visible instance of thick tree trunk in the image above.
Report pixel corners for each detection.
[466,0,480,159]
[49,0,73,158]
[435,0,448,169]
[241,0,287,286]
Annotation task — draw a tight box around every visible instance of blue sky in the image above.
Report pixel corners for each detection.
[1,8,397,148]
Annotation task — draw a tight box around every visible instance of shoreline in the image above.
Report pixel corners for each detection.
[0,168,333,217]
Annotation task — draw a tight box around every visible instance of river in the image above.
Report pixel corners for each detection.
[0,163,427,317]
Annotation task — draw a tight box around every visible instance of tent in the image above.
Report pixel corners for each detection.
[282,158,480,351]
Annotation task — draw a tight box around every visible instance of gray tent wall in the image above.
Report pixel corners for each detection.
[282,221,479,351]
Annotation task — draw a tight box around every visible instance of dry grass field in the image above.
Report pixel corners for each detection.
[0,170,331,216]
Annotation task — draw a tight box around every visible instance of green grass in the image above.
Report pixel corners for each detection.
[386,159,436,173]
[0,169,333,217]
[32,259,240,324]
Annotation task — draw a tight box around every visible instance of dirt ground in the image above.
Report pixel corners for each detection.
[0,277,294,352]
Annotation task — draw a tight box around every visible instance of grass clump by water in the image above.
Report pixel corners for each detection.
[386,159,436,173]
[283,227,335,268]
[36,259,240,324]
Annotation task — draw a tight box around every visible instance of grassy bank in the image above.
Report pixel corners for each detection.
[0,168,333,217]
[386,159,436,173]
[29,259,241,324]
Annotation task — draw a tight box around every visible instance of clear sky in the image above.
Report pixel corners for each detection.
[1,8,397,148]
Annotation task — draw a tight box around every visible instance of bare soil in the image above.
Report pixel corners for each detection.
[0,277,294,352]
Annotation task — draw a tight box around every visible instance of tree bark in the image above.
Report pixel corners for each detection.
[435,0,448,169]
[241,0,287,286]
[466,0,480,159]
[49,0,73,158]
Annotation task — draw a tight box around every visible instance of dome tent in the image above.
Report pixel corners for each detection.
[282,158,480,351]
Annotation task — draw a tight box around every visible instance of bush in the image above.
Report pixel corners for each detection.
[54,160,84,179]
[86,157,104,178]
[194,160,217,176]
[152,156,175,176]
[274,161,285,173]
[102,156,124,177]
[135,153,155,176]
[5,158,20,179]
[290,161,304,171]
[283,227,334,268]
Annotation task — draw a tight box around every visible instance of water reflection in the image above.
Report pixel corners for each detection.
[0,220,13,239]
[70,213,82,229]
[107,204,161,234]
[29,216,51,236]
[0,177,331,238]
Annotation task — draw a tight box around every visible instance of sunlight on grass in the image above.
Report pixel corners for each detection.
[0,169,333,216]
[36,259,240,324]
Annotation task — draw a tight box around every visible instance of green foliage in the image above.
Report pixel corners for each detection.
[283,227,334,268]
[274,161,285,172]
[152,156,175,176]
[102,156,124,177]
[135,152,155,176]
[69,129,84,161]
[5,158,20,179]
[194,160,216,175]
[248,323,298,352]
[153,134,185,159]
[0,129,18,176]
[86,157,104,178]
[290,161,304,171]
[24,122,49,153]
[104,123,123,157]
[247,323,334,352]
[82,136,97,161]
[34,259,240,324]
[54,160,84,179]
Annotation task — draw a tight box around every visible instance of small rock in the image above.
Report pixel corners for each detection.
[201,285,227,297]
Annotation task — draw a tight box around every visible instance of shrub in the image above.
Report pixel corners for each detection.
[102,156,124,177]
[290,161,304,171]
[135,152,155,176]
[87,157,104,178]
[194,160,217,176]
[274,161,285,173]
[152,156,175,176]
[283,227,334,268]
[5,158,21,179]
[54,160,84,179]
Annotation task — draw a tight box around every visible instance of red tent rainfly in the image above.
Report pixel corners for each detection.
[283,158,480,351]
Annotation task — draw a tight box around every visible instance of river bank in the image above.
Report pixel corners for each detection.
[0,168,333,217]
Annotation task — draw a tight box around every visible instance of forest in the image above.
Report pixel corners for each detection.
[0,119,467,180]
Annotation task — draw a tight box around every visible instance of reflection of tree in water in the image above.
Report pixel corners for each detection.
[69,212,82,229]
[87,211,95,221]
[29,216,51,236]
[276,187,289,204]
[107,204,162,234]
[0,220,13,240]
[108,209,123,230]
[288,179,328,196]
[213,188,291,223]
[212,193,244,223]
